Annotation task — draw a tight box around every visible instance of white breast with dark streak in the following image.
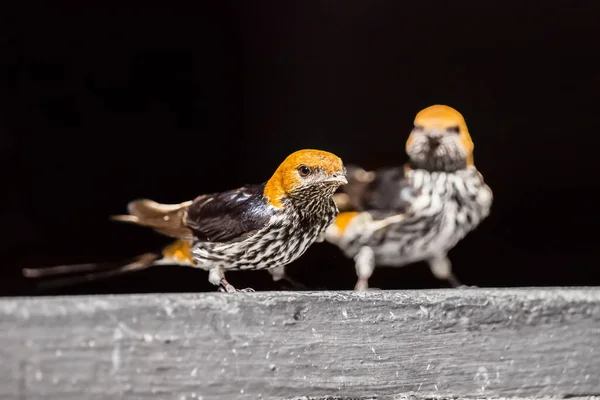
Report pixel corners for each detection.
[191,197,339,271]
[344,167,492,266]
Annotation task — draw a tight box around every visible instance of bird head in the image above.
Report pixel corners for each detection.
[265,149,347,208]
[405,105,474,172]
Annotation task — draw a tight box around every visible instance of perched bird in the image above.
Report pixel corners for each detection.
[326,105,493,290]
[23,149,347,292]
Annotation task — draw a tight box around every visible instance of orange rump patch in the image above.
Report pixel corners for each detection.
[333,212,360,233]
[162,240,194,264]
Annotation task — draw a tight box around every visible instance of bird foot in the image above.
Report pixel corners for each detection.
[355,287,382,292]
[456,284,478,289]
[218,279,255,293]
[354,278,369,291]
[218,286,255,293]
[446,274,465,288]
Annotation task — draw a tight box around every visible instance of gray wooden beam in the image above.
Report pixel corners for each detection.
[1,288,599,400]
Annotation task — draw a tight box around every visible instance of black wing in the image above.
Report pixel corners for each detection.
[185,184,274,243]
[340,164,419,213]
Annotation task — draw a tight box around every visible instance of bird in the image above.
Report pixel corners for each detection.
[326,105,493,290]
[23,149,348,293]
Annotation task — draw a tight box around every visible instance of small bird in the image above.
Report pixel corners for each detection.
[23,149,347,292]
[327,105,493,290]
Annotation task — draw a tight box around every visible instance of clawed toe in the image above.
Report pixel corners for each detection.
[218,282,238,293]
[457,284,478,289]
[354,278,369,291]
[218,285,255,293]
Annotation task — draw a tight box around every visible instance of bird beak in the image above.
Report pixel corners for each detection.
[322,175,348,185]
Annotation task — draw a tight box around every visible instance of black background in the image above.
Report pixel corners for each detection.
[1,1,598,296]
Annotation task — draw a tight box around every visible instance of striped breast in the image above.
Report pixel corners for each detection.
[341,166,492,266]
[191,197,339,271]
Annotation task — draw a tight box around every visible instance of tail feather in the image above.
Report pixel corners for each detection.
[110,199,194,240]
[109,215,140,223]
[23,261,116,278]
[23,239,196,290]
[127,199,191,219]
[22,253,160,290]
[23,196,198,291]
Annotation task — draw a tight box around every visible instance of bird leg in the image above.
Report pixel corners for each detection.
[427,254,464,288]
[354,246,375,291]
[217,278,237,293]
[209,267,254,293]
[268,266,307,290]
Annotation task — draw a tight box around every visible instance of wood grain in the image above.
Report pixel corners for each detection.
[1,288,599,400]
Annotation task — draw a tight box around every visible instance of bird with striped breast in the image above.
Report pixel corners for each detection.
[24,149,347,292]
[326,105,493,290]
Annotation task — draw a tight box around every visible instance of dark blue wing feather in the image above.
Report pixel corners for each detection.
[185,184,274,243]
[342,165,418,213]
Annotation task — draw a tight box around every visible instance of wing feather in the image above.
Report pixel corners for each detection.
[336,164,419,213]
[185,184,273,243]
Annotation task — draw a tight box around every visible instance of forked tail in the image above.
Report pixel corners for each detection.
[22,252,161,290]
[22,198,196,290]
[22,240,195,290]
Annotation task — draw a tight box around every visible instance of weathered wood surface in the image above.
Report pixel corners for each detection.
[0,288,599,400]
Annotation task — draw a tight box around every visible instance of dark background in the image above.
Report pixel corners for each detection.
[0,1,598,296]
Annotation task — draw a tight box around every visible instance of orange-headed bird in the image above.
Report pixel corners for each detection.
[326,105,493,290]
[24,149,347,292]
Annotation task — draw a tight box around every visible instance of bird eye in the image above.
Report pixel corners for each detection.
[446,126,460,133]
[298,165,311,177]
